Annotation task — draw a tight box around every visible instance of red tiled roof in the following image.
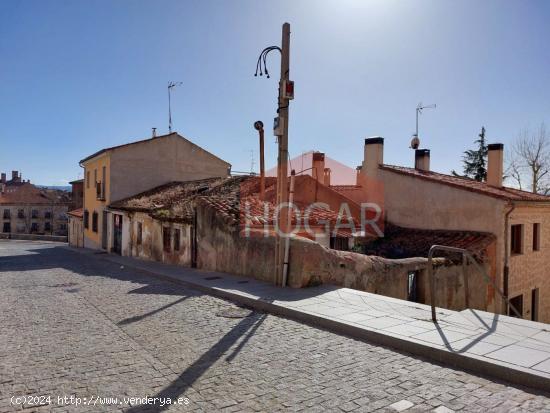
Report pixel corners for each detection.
[380,165,550,202]
[67,208,83,218]
[109,177,227,222]
[0,182,65,205]
[362,223,495,260]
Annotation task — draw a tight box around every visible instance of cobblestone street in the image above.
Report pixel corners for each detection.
[1,240,549,412]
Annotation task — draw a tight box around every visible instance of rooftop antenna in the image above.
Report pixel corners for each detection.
[415,102,436,143]
[168,81,183,133]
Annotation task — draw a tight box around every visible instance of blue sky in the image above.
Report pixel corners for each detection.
[1,0,549,185]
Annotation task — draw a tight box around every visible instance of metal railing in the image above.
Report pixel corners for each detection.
[428,245,522,322]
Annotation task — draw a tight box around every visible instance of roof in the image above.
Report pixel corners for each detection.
[109,177,227,222]
[79,132,231,167]
[362,223,496,260]
[67,208,83,218]
[109,175,357,234]
[380,165,550,202]
[0,182,70,205]
[69,179,84,184]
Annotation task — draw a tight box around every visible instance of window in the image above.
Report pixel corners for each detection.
[407,271,419,302]
[92,211,98,232]
[58,223,67,231]
[511,224,523,255]
[44,222,51,232]
[2,222,10,233]
[137,222,142,245]
[45,211,52,219]
[3,209,10,219]
[533,223,541,251]
[32,209,39,219]
[102,166,106,199]
[531,288,539,322]
[86,171,90,189]
[83,210,89,229]
[96,181,102,200]
[31,222,39,232]
[163,227,171,252]
[174,228,181,251]
[509,294,523,318]
[17,209,25,219]
[94,169,97,186]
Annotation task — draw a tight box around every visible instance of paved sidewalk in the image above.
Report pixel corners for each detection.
[68,246,550,392]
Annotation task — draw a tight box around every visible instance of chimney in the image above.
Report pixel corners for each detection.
[415,149,431,171]
[312,152,325,183]
[152,127,157,138]
[487,143,504,187]
[323,168,331,186]
[0,173,5,184]
[361,137,384,178]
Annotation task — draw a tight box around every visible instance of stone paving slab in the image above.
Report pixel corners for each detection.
[67,246,550,392]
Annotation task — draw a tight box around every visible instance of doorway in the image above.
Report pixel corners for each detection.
[102,211,108,249]
[531,288,539,322]
[113,214,122,255]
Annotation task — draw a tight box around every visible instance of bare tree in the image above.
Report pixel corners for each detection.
[506,123,550,194]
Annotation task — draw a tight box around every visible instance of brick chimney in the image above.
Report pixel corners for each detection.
[415,149,431,171]
[312,152,325,183]
[361,137,384,179]
[487,143,504,187]
[0,173,5,184]
[323,168,331,186]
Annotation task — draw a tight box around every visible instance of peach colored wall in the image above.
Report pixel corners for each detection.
[378,169,506,314]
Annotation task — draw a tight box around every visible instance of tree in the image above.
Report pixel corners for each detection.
[453,127,488,181]
[506,123,550,194]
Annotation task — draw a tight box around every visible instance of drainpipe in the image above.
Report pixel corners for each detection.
[503,202,515,315]
[282,170,295,287]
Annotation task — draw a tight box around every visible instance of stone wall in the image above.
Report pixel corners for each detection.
[195,204,491,311]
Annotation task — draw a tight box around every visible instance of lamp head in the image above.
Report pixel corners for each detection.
[254,121,264,131]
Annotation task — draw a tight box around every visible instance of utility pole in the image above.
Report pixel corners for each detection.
[254,23,293,286]
[275,23,291,286]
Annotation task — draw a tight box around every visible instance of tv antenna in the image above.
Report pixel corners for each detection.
[168,81,183,133]
[415,102,436,140]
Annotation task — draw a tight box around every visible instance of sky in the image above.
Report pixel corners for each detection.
[1,0,549,185]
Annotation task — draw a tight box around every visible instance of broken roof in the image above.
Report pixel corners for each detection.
[109,177,227,222]
[362,223,495,260]
[381,165,550,203]
[109,175,357,234]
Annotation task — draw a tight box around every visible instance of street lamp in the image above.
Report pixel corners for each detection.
[253,121,265,200]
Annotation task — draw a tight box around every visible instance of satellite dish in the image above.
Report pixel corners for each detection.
[410,135,420,150]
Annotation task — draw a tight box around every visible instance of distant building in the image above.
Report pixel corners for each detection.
[79,132,231,250]
[0,171,70,236]
[69,179,84,210]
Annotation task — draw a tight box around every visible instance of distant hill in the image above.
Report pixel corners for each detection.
[37,185,71,192]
